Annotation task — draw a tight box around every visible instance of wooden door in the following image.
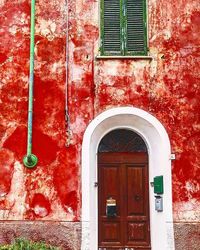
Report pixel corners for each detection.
[98,152,151,250]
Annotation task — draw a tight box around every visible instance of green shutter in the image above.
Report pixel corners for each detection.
[100,0,147,56]
[125,0,147,55]
[101,0,122,55]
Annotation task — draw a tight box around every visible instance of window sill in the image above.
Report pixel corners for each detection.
[95,55,153,60]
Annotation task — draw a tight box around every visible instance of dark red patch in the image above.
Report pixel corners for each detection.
[3,126,27,160]
[3,126,59,166]
[53,147,79,219]
[0,53,7,64]
[0,149,14,196]
[34,77,65,128]
[64,191,78,212]
[30,193,51,218]
[32,129,59,166]
[37,37,66,63]
[0,80,28,123]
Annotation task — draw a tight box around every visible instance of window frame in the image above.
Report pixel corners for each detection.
[100,0,148,56]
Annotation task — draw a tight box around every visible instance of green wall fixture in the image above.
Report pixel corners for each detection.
[23,0,38,168]
[23,154,38,168]
[154,176,164,194]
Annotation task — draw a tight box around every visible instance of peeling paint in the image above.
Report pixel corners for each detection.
[0,0,200,247]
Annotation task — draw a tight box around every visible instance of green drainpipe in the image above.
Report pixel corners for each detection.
[23,0,38,168]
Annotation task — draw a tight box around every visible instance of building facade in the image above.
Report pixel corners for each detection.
[0,0,200,249]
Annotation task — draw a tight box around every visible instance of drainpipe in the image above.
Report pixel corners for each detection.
[65,0,72,146]
[23,0,38,168]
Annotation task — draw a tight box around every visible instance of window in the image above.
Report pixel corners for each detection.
[100,0,147,56]
[98,129,147,152]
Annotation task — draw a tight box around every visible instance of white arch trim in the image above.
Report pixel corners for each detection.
[81,107,175,250]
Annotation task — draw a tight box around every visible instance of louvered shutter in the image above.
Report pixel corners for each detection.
[100,0,147,56]
[102,0,122,55]
[126,0,147,55]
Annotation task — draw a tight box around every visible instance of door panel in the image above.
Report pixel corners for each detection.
[98,152,151,250]
[127,165,145,215]
[128,222,147,240]
[102,222,121,242]
[126,221,150,246]
[99,164,123,247]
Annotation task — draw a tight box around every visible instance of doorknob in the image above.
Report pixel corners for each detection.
[134,195,141,201]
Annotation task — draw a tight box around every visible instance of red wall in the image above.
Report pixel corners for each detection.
[0,0,200,223]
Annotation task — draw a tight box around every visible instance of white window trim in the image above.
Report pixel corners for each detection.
[81,107,175,250]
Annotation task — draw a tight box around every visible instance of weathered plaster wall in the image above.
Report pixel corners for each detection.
[0,0,81,221]
[67,0,200,221]
[0,0,200,248]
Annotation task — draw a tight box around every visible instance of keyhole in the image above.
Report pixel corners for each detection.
[134,195,141,201]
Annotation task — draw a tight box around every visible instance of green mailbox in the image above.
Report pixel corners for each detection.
[154,176,164,194]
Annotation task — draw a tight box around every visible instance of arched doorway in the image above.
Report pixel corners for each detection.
[98,129,151,249]
[81,107,175,250]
